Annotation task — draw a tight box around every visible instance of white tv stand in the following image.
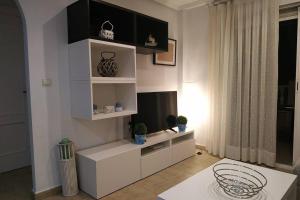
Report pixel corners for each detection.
[77,129,195,199]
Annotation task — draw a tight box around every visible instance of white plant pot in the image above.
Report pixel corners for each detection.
[58,157,78,196]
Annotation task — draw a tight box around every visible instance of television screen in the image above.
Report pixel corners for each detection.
[131,91,178,135]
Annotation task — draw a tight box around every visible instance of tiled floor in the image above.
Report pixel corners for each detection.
[0,166,33,200]
[0,151,220,200]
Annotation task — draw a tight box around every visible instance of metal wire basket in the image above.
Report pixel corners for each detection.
[213,163,267,199]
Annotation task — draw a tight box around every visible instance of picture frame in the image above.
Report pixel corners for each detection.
[153,39,177,66]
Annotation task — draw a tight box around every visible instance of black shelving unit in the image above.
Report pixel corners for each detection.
[136,13,168,54]
[67,0,168,54]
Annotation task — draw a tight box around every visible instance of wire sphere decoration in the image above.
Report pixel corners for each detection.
[97,51,118,77]
[213,163,267,199]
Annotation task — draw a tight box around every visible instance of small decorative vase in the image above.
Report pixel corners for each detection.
[97,51,118,77]
[115,102,123,112]
[135,134,145,145]
[178,124,186,132]
[115,106,123,112]
[99,20,114,40]
[103,105,115,114]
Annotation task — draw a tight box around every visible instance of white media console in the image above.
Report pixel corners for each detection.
[76,130,195,199]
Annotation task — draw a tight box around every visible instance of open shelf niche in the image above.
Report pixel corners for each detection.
[69,39,137,120]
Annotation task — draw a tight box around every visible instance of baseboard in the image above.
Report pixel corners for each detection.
[275,163,293,173]
[196,144,206,151]
[34,186,61,200]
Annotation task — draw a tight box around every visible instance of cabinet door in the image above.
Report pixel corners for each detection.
[141,147,171,178]
[97,149,140,198]
[171,139,195,165]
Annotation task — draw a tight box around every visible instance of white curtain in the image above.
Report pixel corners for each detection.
[206,0,279,166]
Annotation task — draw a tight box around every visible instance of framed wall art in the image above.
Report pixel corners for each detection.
[153,39,176,66]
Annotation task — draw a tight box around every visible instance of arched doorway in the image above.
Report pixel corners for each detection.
[0,0,32,199]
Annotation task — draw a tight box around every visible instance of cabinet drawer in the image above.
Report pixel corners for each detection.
[171,139,195,165]
[97,149,140,198]
[141,147,171,178]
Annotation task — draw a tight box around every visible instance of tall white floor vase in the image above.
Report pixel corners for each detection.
[58,140,78,196]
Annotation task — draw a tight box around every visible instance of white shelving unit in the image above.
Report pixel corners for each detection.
[69,39,137,120]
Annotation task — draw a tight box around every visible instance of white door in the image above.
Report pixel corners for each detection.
[0,4,30,172]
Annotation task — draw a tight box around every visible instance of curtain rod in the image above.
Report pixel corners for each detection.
[213,0,230,5]
[181,0,229,10]
[194,0,297,8]
[280,2,300,10]
[181,0,212,10]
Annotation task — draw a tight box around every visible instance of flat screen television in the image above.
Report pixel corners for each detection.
[131,91,178,135]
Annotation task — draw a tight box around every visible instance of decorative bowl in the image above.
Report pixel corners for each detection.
[213,163,267,199]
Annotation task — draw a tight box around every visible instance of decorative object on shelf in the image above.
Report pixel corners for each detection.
[97,51,118,77]
[134,123,147,145]
[103,105,115,114]
[145,33,158,47]
[213,163,267,199]
[115,102,123,112]
[177,115,187,132]
[93,104,98,114]
[57,138,79,196]
[99,20,114,40]
[153,38,177,66]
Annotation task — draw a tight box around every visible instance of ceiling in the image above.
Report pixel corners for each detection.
[153,0,211,10]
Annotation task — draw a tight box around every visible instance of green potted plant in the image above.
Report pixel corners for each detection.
[134,123,147,144]
[177,116,188,132]
[59,138,72,159]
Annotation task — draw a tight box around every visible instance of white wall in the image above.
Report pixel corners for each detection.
[181,5,210,146]
[17,0,182,193]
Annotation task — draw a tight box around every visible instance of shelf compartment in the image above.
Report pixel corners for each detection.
[141,141,170,156]
[90,40,136,79]
[172,133,194,145]
[136,13,168,54]
[70,81,137,120]
[69,39,136,81]
[67,0,135,45]
[92,83,137,118]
